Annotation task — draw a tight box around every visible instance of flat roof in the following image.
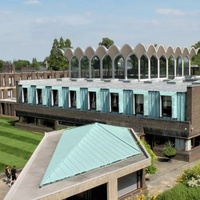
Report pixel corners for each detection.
[18,78,197,92]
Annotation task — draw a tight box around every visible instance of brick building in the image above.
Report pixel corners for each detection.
[0,66,69,116]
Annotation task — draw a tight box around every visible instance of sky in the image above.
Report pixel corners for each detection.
[0,0,200,62]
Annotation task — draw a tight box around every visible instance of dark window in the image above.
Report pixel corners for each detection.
[135,94,143,114]
[70,91,76,108]
[36,89,42,105]
[161,96,172,117]
[111,93,119,112]
[52,90,58,106]
[89,92,96,110]
[23,88,28,103]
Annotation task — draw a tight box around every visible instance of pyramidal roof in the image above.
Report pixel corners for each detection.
[40,123,141,187]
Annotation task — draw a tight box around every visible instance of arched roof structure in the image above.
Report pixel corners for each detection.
[63,43,199,80]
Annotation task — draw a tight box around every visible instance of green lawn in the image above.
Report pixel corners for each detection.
[0,116,44,172]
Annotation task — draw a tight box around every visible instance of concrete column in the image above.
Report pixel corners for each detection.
[157,58,160,79]
[112,59,115,79]
[107,179,117,200]
[148,58,150,79]
[182,58,184,77]
[124,58,128,80]
[185,139,192,151]
[89,59,92,78]
[78,59,81,78]
[166,59,169,79]
[138,58,141,81]
[100,59,103,80]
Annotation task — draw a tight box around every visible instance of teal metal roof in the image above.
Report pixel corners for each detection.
[40,123,141,187]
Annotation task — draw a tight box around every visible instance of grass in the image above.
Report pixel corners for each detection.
[0,116,43,172]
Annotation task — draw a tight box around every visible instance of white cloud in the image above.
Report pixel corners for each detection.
[24,0,40,5]
[34,14,93,26]
[156,8,185,16]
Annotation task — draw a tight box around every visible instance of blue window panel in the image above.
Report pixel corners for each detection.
[46,86,51,106]
[148,91,160,118]
[123,90,133,115]
[177,92,186,121]
[100,89,109,113]
[62,87,69,109]
[80,88,88,111]
[18,85,22,103]
[31,85,36,105]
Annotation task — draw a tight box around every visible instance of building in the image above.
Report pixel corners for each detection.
[14,43,200,162]
[4,123,151,200]
[0,64,69,116]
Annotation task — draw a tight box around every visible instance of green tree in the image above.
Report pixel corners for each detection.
[31,58,40,70]
[0,59,3,71]
[191,42,200,75]
[13,60,30,70]
[99,37,114,49]
[47,37,72,71]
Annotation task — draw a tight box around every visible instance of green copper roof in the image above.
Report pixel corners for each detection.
[40,123,141,187]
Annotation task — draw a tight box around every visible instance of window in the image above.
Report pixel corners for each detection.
[110,93,119,112]
[89,92,96,110]
[22,88,28,103]
[161,96,172,117]
[135,94,144,114]
[7,89,13,98]
[70,91,76,108]
[118,172,138,198]
[52,90,58,106]
[8,77,12,86]
[36,89,42,105]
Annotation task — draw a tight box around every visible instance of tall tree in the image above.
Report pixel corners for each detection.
[13,60,30,70]
[191,41,200,75]
[99,37,114,49]
[0,60,3,71]
[31,58,40,70]
[47,37,72,71]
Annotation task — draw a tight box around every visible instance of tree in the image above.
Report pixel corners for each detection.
[47,37,72,71]
[191,41,200,75]
[0,59,3,71]
[99,37,114,49]
[13,60,30,70]
[31,58,40,70]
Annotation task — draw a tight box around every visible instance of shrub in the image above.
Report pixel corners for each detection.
[178,162,200,185]
[156,183,188,200]
[140,139,157,174]
[163,141,176,158]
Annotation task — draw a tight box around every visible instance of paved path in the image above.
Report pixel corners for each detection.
[0,174,10,200]
[0,158,200,200]
[146,157,200,195]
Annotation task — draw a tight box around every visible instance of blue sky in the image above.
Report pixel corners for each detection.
[0,0,200,62]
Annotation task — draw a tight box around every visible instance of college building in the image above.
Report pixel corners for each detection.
[14,43,200,162]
